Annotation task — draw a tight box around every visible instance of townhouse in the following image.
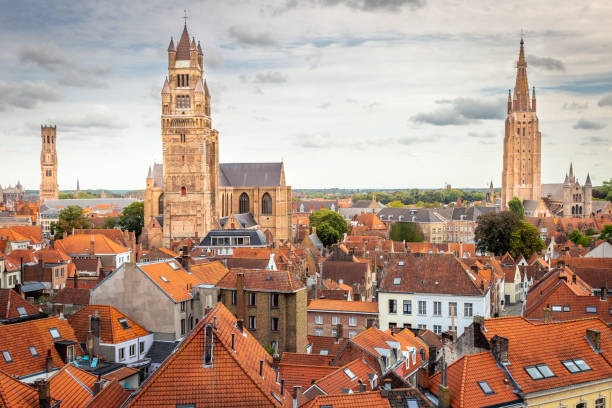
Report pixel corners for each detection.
[322,244,373,301]
[56,234,131,272]
[307,298,378,338]
[0,288,43,324]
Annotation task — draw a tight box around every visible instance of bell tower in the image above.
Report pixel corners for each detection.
[501,38,541,209]
[40,125,59,203]
[161,21,218,247]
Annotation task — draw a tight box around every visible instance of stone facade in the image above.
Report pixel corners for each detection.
[501,39,541,209]
[40,125,59,203]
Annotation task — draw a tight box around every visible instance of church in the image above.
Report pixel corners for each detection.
[142,23,292,249]
[500,39,607,218]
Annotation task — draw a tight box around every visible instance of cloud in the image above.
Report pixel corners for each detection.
[254,71,288,83]
[562,101,588,111]
[19,44,67,71]
[527,55,565,71]
[318,103,331,109]
[228,26,278,47]
[396,134,443,145]
[282,0,425,12]
[205,48,223,69]
[296,132,332,149]
[573,118,606,130]
[598,94,612,107]
[467,130,496,139]
[412,97,505,126]
[57,108,128,132]
[0,80,60,111]
[583,135,610,144]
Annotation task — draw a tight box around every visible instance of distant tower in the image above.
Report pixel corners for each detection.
[501,38,542,209]
[488,180,494,203]
[76,178,80,198]
[584,173,592,217]
[40,125,59,203]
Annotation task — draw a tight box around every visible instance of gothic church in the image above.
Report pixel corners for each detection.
[143,23,291,249]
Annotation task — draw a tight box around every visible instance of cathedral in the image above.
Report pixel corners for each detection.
[500,39,602,218]
[142,23,292,249]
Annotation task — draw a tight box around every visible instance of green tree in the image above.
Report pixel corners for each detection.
[59,192,75,199]
[119,202,145,238]
[50,206,91,239]
[599,225,612,241]
[509,221,546,258]
[584,227,596,236]
[474,211,521,255]
[387,200,404,208]
[316,222,342,247]
[390,222,423,242]
[309,209,348,247]
[103,216,119,229]
[508,197,525,220]
[568,229,590,247]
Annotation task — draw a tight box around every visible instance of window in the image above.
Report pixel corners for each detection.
[129,344,136,357]
[319,348,328,355]
[464,303,473,317]
[349,317,357,326]
[418,324,427,329]
[231,291,237,305]
[176,95,190,109]
[551,305,562,312]
[448,302,457,317]
[239,193,250,214]
[271,317,279,331]
[586,306,597,313]
[139,341,145,354]
[271,293,279,308]
[562,358,591,373]
[16,307,27,317]
[181,301,186,312]
[433,302,441,316]
[393,277,401,285]
[331,328,337,337]
[181,319,186,335]
[29,346,38,356]
[349,330,357,338]
[332,316,339,325]
[524,364,555,380]
[595,398,605,408]
[49,328,60,339]
[261,193,272,215]
[160,276,169,283]
[249,293,257,307]
[576,404,586,408]
[433,325,442,335]
[2,351,12,362]
[343,368,356,380]
[248,316,256,330]
[418,301,426,315]
[403,300,412,315]
[119,348,125,361]
[180,134,186,143]
[315,315,323,324]
[315,328,323,336]
[563,306,571,312]
[477,380,494,395]
[388,299,397,314]
[118,317,131,329]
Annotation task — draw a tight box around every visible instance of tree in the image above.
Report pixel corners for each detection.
[474,211,521,255]
[509,221,546,258]
[103,216,119,229]
[390,222,423,242]
[568,229,590,247]
[50,206,91,239]
[387,200,404,208]
[599,225,612,241]
[584,227,596,236]
[309,209,348,247]
[508,197,525,220]
[119,202,144,238]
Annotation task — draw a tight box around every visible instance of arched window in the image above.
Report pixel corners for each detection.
[261,193,272,215]
[46,135,50,143]
[181,186,187,196]
[222,194,225,217]
[239,192,249,214]
[572,206,575,215]
[158,193,164,215]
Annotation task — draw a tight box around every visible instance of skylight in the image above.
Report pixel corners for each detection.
[118,317,131,329]
[320,349,329,355]
[477,380,494,395]
[2,351,12,363]
[29,346,38,356]
[562,358,591,373]
[525,364,555,380]
[49,328,61,339]
[16,306,28,317]
[169,261,180,270]
[160,276,169,283]
[393,278,401,285]
[343,368,356,380]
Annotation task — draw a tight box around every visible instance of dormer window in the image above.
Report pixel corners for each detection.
[118,317,131,329]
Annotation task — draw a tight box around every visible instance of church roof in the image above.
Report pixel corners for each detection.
[219,213,258,229]
[541,183,564,200]
[175,25,192,61]
[219,162,283,187]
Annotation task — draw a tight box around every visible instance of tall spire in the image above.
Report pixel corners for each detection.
[176,24,191,60]
[167,37,175,52]
[513,37,530,112]
[585,173,592,186]
[569,162,574,183]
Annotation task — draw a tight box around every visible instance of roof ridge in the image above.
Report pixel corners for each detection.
[459,354,468,406]
[64,365,95,396]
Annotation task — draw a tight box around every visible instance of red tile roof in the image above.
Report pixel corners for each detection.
[279,354,336,393]
[34,248,71,264]
[307,299,378,314]
[0,368,51,407]
[137,259,203,303]
[301,390,391,408]
[385,329,428,376]
[189,261,229,285]
[56,234,130,255]
[68,305,149,344]
[309,358,377,395]
[0,288,42,321]
[307,336,347,357]
[0,228,29,242]
[84,378,130,408]
[127,302,286,407]
[9,226,41,245]
[216,268,305,293]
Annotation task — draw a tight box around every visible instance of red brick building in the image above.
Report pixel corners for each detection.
[307,299,378,339]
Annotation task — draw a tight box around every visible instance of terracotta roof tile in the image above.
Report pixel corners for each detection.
[309,358,377,395]
[102,366,140,382]
[307,299,378,314]
[0,368,47,407]
[34,248,72,263]
[83,378,130,408]
[68,305,149,344]
[51,287,91,306]
[137,259,203,303]
[279,353,336,393]
[10,226,41,245]
[216,268,305,293]
[307,336,347,357]
[0,289,41,321]
[301,390,391,408]
[0,228,29,242]
[189,261,228,285]
[56,234,130,256]
[49,364,98,408]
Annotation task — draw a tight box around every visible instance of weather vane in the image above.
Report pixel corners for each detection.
[183,9,188,26]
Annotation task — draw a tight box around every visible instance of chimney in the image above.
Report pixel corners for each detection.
[601,287,608,301]
[358,380,366,392]
[586,329,601,352]
[281,379,285,396]
[45,349,53,373]
[470,265,479,274]
[180,245,190,270]
[427,345,437,376]
[236,272,245,321]
[236,319,244,333]
[438,361,450,408]
[93,376,104,395]
[542,307,552,323]
[91,313,102,355]
[89,235,95,258]
[572,273,577,284]
[35,379,51,408]
[73,271,79,289]
[335,323,343,341]
[490,335,509,364]
[292,386,302,408]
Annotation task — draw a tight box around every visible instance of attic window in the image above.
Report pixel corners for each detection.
[562,358,591,373]
[525,364,555,380]
[49,328,61,339]
[160,276,169,283]
[551,305,562,312]
[393,278,401,285]
[477,380,494,395]
[2,351,12,363]
[169,261,180,270]
[586,306,597,313]
[29,346,38,356]
[343,368,356,380]
[320,349,329,355]
[17,306,28,317]
[398,261,404,266]
[118,317,131,329]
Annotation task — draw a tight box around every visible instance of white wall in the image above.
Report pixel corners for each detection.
[377,291,414,330]
[111,333,155,365]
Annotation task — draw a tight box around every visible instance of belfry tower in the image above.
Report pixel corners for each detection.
[501,38,541,209]
[40,125,59,203]
[160,22,219,247]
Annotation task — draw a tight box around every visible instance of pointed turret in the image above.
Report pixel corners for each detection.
[197,41,203,55]
[507,89,512,114]
[161,77,171,94]
[176,25,191,60]
[585,173,592,186]
[513,37,531,112]
[203,79,210,97]
[490,180,494,188]
[564,173,570,185]
[147,165,152,179]
[569,162,574,183]
[194,78,205,94]
[531,86,536,111]
[167,37,176,52]
[190,37,197,50]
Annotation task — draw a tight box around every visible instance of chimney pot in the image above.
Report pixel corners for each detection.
[35,379,51,408]
[490,335,509,364]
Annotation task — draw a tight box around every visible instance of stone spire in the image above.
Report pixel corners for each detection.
[197,41,203,55]
[513,37,531,112]
[147,165,152,179]
[507,89,512,114]
[564,173,570,185]
[569,162,574,183]
[167,37,175,52]
[176,24,191,60]
[585,173,592,186]
[161,77,171,94]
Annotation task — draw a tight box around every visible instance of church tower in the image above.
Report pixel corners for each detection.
[501,39,541,209]
[160,22,218,247]
[40,125,59,203]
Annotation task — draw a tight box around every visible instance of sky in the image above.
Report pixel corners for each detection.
[0,0,611,191]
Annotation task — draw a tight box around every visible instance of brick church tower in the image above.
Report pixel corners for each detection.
[160,23,218,247]
[501,39,541,209]
[40,125,59,203]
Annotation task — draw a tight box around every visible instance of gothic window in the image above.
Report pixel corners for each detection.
[261,193,272,215]
[158,194,164,215]
[221,194,225,217]
[239,193,249,214]
[177,75,180,87]
[180,134,186,143]
[186,74,189,87]
[181,186,187,196]
[176,95,190,109]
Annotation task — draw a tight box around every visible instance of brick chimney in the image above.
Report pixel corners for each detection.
[236,272,246,321]
[45,349,53,373]
[586,329,601,352]
[73,271,79,289]
[292,386,302,408]
[542,307,552,323]
[93,376,104,395]
[601,287,608,301]
[180,245,190,270]
[35,379,51,408]
[490,335,509,364]
[438,361,450,408]
[89,235,95,259]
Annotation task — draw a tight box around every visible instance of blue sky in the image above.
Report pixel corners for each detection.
[0,0,610,190]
